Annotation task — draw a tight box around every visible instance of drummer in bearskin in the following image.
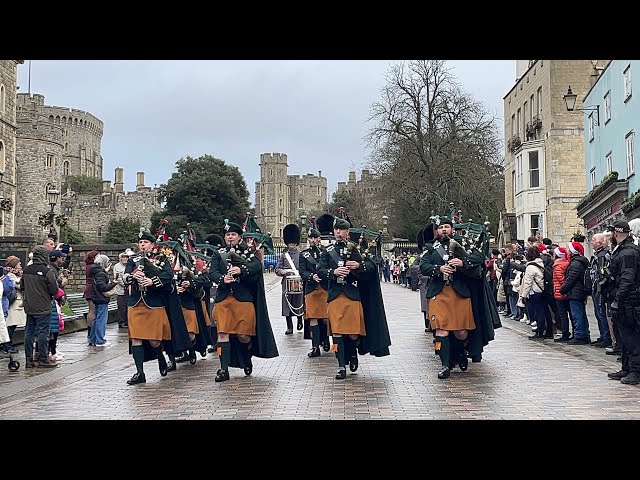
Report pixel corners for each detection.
[275,224,305,335]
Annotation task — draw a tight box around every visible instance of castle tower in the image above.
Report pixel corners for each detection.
[15,93,64,239]
[136,171,145,191]
[114,167,124,193]
[256,153,289,243]
[16,93,105,181]
[0,60,23,236]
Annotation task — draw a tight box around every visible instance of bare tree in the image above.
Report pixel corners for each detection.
[365,60,504,238]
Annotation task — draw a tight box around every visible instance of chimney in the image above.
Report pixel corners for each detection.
[114,167,124,193]
[318,170,322,177]
[136,171,145,191]
[102,180,112,193]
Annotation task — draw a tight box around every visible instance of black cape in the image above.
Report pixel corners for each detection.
[228,272,279,368]
[356,256,391,357]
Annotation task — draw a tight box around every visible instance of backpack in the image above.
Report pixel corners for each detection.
[533,262,554,297]
[583,266,593,297]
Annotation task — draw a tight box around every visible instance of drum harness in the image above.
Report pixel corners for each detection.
[284,251,305,316]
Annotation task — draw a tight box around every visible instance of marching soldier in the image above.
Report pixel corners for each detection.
[299,227,331,357]
[209,220,278,382]
[318,217,391,379]
[275,223,304,335]
[419,217,482,379]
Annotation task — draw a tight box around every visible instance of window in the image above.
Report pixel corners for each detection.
[624,65,632,101]
[64,142,68,152]
[537,87,543,116]
[298,199,303,208]
[317,186,320,195]
[279,213,283,222]
[530,95,535,120]
[604,91,611,123]
[0,84,4,113]
[511,171,516,205]
[511,114,515,137]
[97,226,102,237]
[517,108,521,139]
[523,101,528,124]
[528,151,539,188]
[46,154,54,168]
[589,114,595,141]
[606,152,613,174]
[627,132,635,176]
[516,154,523,192]
[279,198,282,207]
[590,167,596,189]
[0,141,4,173]
[63,161,69,176]
[530,214,540,237]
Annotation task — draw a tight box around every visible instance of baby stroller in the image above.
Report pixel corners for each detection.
[0,345,19,372]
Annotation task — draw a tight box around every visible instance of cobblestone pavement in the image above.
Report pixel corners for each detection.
[0,273,637,420]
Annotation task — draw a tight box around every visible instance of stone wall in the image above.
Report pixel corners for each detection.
[0,61,21,237]
[0,236,36,268]
[62,243,136,294]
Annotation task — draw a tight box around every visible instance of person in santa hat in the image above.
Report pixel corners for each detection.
[559,241,591,344]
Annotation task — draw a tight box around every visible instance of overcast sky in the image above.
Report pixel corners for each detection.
[17,60,515,204]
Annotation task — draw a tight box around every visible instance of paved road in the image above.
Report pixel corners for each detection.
[0,273,636,420]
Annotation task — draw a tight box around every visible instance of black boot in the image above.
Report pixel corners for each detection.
[308,325,321,357]
[241,341,253,376]
[127,345,146,385]
[435,335,451,379]
[424,312,431,333]
[285,316,293,335]
[175,351,190,363]
[215,341,230,382]
[188,347,197,365]
[346,337,359,372]
[297,316,303,331]
[166,353,177,371]
[157,347,168,377]
[333,336,346,379]
[320,321,331,351]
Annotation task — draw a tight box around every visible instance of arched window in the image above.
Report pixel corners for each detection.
[49,115,54,124]
[0,84,5,113]
[298,200,303,208]
[55,116,60,125]
[74,118,77,126]
[0,141,5,172]
[63,161,69,176]
[279,213,283,222]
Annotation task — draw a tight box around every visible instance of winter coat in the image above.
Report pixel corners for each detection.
[559,254,590,301]
[21,246,59,316]
[521,258,545,298]
[90,263,117,305]
[6,272,26,328]
[553,258,570,300]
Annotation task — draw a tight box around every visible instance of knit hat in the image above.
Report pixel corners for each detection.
[537,243,547,253]
[568,241,584,256]
[554,247,568,259]
[5,255,20,268]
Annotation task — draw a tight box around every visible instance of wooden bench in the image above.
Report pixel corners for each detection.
[63,293,118,322]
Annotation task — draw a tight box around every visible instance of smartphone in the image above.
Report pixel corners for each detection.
[61,244,70,254]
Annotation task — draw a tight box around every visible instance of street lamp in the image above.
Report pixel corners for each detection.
[563,85,600,126]
[381,215,388,234]
[46,187,60,241]
[300,214,307,244]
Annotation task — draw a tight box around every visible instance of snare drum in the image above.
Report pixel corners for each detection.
[285,275,303,295]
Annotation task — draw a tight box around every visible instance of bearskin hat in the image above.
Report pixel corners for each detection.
[283,223,301,245]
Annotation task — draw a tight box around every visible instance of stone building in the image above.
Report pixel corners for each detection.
[0,60,23,236]
[61,169,161,244]
[501,60,608,247]
[336,169,384,223]
[12,92,159,243]
[254,153,327,244]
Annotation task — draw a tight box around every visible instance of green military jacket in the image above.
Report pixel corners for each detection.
[299,245,329,294]
[318,240,363,302]
[419,235,483,299]
[209,241,262,303]
[125,252,174,308]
